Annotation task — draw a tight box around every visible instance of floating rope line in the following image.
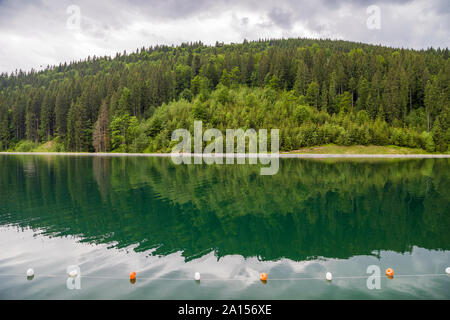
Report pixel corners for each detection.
[0,273,448,281]
[268,274,448,280]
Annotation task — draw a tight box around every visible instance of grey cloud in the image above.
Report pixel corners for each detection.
[268,7,294,29]
[0,0,448,73]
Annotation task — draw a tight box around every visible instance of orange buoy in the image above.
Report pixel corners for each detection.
[130,271,136,280]
[260,273,268,281]
[385,268,394,277]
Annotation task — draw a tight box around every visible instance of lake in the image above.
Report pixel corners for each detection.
[0,155,449,299]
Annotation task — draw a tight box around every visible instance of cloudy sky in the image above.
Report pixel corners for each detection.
[0,0,448,73]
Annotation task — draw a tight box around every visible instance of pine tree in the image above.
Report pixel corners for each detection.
[55,85,70,138]
[327,71,338,114]
[306,81,320,108]
[11,95,27,142]
[67,100,92,152]
[0,99,10,150]
[39,91,54,141]
[424,76,440,132]
[321,86,328,112]
[116,87,133,116]
[93,100,110,152]
[293,60,309,96]
[26,89,42,143]
[356,77,370,111]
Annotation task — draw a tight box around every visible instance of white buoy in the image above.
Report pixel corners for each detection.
[446,267,450,275]
[325,272,333,281]
[26,268,34,277]
[194,272,201,281]
[68,270,78,278]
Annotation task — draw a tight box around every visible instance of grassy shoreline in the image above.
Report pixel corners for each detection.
[1,149,449,159]
[4,143,449,156]
[280,144,441,154]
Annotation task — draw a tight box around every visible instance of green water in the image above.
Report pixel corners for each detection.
[0,155,449,299]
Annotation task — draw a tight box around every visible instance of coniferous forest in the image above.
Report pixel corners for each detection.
[0,38,448,153]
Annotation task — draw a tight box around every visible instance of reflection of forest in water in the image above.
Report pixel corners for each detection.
[0,155,449,262]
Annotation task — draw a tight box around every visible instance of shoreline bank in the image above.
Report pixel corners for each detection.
[1,152,449,158]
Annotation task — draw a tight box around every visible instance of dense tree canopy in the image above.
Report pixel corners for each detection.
[0,38,448,152]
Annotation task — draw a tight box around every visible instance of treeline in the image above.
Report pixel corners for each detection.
[0,38,448,152]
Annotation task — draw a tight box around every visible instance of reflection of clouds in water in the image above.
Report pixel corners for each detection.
[312,250,450,299]
[187,254,260,286]
[409,246,450,274]
[229,265,260,283]
[0,226,449,299]
[378,247,450,299]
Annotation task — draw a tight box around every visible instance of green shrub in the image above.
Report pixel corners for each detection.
[294,105,311,125]
[419,131,435,152]
[14,140,36,152]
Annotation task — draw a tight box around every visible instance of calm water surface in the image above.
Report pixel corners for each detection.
[0,155,449,299]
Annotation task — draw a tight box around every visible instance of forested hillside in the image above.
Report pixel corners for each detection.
[0,38,448,153]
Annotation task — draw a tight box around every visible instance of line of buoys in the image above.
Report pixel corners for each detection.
[129,271,136,284]
[26,268,34,277]
[26,268,34,280]
[22,266,449,284]
[385,268,394,278]
[68,269,78,278]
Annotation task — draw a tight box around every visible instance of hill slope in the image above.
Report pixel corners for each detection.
[0,38,448,153]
